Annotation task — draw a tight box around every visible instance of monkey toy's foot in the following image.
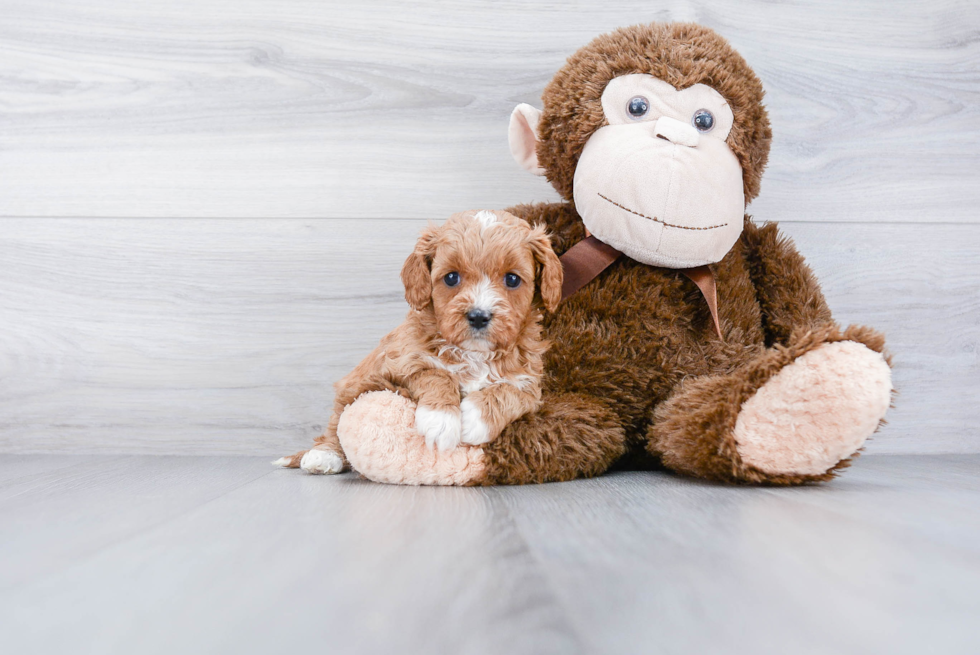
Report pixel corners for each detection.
[651,328,893,484]
[731,340,891,477]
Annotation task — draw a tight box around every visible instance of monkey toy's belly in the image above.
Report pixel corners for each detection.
[540,251,765,431]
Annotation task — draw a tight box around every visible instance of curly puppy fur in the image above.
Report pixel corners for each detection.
[279,210,562,472]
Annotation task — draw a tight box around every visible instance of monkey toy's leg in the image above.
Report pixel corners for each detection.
[647,324,892,484]
[648,221,893,484]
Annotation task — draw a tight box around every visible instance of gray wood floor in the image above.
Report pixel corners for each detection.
[1,454,978,655]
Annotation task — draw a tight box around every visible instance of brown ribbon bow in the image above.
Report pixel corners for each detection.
[559,235,723,340]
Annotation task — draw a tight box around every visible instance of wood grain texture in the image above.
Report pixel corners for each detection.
[1,0,978,221]
[1,455,978,654]
[0,218,976,455]
[0,218,418,455]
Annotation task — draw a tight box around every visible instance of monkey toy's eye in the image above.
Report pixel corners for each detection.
[444,272,460,287]
[504,273,522,289]
[693,109,715,132]
[627,96,649,119]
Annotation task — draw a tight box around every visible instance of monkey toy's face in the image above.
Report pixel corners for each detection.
[572,75,744,268]
[510,73,748,268]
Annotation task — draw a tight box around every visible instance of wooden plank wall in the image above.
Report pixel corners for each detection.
[1,1,977,455]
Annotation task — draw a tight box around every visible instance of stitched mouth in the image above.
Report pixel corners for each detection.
[597,193,728,231]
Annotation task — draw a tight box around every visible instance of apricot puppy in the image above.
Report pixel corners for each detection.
[276,209,563,474]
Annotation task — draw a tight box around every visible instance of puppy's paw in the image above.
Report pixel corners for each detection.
[415,405,461,451]
[460,398,491,446]
[300,448,345,475]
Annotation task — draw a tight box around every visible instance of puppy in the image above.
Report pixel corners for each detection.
[275,209,563,475]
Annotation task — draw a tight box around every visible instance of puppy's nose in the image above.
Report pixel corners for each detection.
[466,309,492,330]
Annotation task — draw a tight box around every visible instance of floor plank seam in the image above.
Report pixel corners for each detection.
[490,489,598,654]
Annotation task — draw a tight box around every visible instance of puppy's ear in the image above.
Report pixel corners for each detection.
[401,225,438,310]
[527,225,563,312]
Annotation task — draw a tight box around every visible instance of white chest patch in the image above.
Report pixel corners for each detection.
[460,360,493,395]
[426,346,500,397]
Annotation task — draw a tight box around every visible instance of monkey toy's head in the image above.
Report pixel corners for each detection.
[509,23,771,268]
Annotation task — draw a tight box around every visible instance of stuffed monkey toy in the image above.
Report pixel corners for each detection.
[322,22,893,485]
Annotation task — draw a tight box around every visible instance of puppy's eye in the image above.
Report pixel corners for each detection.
[443,272,460,287]
[504,273,521,289]
[693,109,715,132]
[627,96,649,119]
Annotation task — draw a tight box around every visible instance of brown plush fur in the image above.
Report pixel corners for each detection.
[283,210,562,469]
[480,393,626,485]
[484,201,890,485]
[472,23,890,485]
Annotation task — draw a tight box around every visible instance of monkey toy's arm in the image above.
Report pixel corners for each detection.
[740,219,834,345]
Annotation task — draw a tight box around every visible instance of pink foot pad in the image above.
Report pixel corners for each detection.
[734,341,892,475]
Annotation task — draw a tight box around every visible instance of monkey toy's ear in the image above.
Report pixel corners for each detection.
[401,226,438,311]
[508,104,547,177]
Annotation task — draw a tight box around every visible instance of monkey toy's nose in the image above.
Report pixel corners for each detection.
[466,309,492,330]
[653,116,700,147]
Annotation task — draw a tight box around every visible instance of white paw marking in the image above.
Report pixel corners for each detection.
[271,456,291,468]
[460,397,491,445]
[415,406,461,451]
[300,449,344,475]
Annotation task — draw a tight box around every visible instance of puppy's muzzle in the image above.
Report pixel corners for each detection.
[466,309,492,330]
